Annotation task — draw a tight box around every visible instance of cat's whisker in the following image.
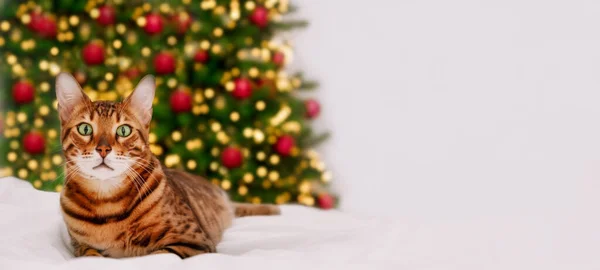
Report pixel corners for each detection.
[124,169,142,197]
[61,166,81,188]
[129,158,154,175]
[132,160,155,177]
[126,168,150,201]
[127,167,151,199]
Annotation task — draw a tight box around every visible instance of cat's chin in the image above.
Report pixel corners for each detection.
[81,167,125,182]
[93,167,118,179]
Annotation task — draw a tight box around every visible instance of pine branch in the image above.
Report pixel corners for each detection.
[272,20,309,31]
[298,80,319,91]
[291,72,319,90]
[304,132,331,147]
[287,5,300,14]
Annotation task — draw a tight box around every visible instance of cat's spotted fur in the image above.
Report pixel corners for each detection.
[56,73,279,258]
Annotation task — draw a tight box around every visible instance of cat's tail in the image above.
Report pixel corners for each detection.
[232,203,281,217]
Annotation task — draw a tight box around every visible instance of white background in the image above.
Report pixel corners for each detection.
[292,0,600,220]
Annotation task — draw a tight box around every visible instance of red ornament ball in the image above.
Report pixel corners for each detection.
[304,99,321,119]
[23,132,46,155]
[318,193,335,210]
[12,81,35,104]
[82,42,105,66]
[124,68,140,79]
[193,50,210,63]
[38,16,58,39]
[221,147,243,169]
[144,13,164,35]
[28,12,44,32]
[232,78,253,99]
[29,12,57,38]
[73,71,87,85]
[272,51,285,66]
[173,12,192,34]
[97,5,116,26]
[154,52,176,74]
[170,90,192,113]
[274,135,295,156]
[249,6,269,28]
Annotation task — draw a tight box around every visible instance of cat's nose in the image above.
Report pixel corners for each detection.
[96,145,112,158]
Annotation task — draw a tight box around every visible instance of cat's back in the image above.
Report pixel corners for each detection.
[163,167,225,199]
[163,167,234,242]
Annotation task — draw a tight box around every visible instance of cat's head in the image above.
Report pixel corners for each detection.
[55,73,155,181]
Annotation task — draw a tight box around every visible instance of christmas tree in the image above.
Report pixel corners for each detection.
[0,0,336,209]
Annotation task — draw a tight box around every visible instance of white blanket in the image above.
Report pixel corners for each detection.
[0,177,598,270]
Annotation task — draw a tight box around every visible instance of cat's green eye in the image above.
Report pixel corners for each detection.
[77,123,93,136]
[116,125,132,137]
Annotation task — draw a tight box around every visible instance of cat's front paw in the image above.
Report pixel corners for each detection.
[82,249,103,257]
[74,246,104,257]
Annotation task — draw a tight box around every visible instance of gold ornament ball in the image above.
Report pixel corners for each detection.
[186,160,197,170]
[243,173,254,183]
[52,155,63,165]
[16,112,27,123]
[211,122,221,132]
[42,159,51,170]
[251,197,261,204]
[165,154,181,168]
[238,185,248,196]
[268,171,279,181]
[230,112,240,122]
[204,88,215,99]
[40,82,51,92]
[221,179,231,190]
[18,168,28,179]
[262,179,272,189]
[171,131,183,142]
[243,128,253,138]
[48,129,58,139]
[269,155,280,165]
[209,161,219,171]
[27,160,38,170]
[255,100,266,111]
[257,166,267,177]
[7,152,17,162]
[148,133,157,143]
[9,140,19,150]
[39,105,50,116]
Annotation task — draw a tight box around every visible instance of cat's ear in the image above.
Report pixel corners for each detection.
[125,75,155,126]
[55,72,91,122]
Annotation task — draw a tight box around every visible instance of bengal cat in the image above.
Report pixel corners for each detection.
[56,73,280,259]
